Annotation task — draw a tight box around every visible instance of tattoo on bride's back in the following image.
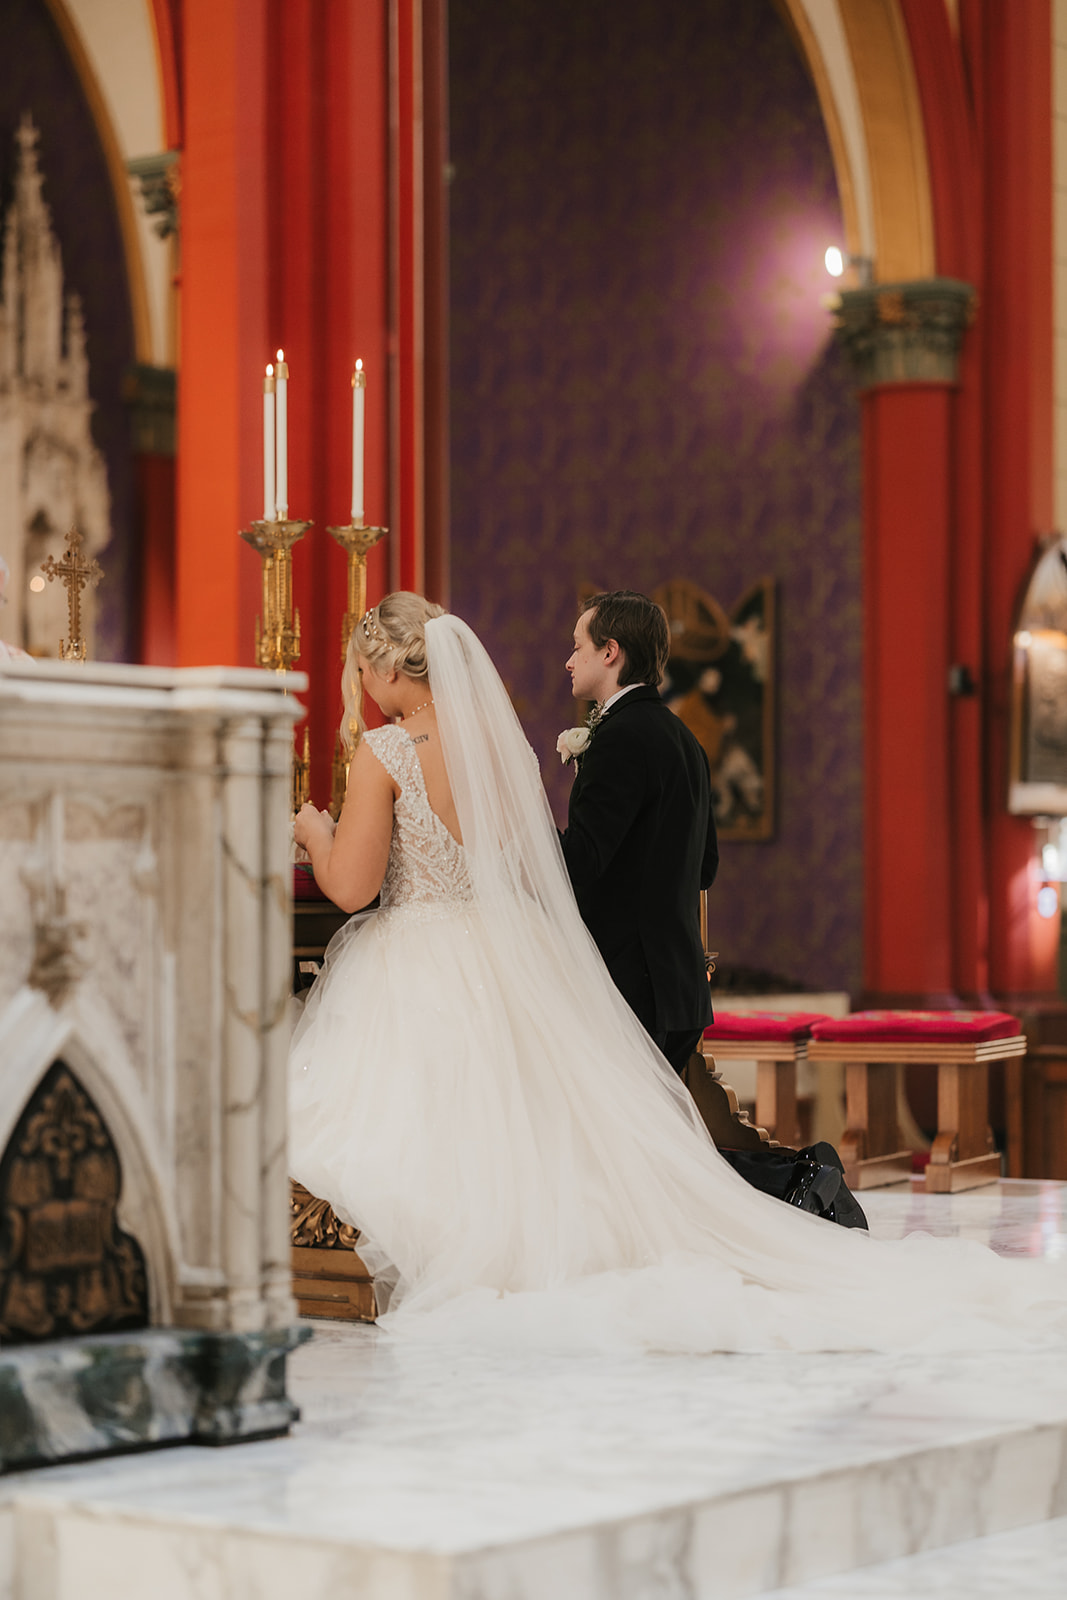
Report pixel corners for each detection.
[410,733,429,744]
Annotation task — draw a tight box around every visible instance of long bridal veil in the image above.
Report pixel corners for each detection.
[371,613,1067,1353]
[425,612,705,1132]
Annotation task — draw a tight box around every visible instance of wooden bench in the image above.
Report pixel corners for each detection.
[290,1181,378,1322]
[806,1010,1025,1192]
[701,1012,831,1147]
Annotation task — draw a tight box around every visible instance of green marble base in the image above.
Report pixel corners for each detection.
[0,1324,311,1473]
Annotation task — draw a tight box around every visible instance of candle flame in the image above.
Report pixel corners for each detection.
[266,363,274,376]
[355,358,363,371]
[277,348,284,361]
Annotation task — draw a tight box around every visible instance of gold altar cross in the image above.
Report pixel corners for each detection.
[41,526,103,661]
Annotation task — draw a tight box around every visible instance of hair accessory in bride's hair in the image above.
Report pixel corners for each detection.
[359,607,384,644]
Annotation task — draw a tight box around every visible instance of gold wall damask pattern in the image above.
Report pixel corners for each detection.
[449,0,863,994]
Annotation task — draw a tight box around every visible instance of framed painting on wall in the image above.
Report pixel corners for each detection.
[1008,536,1067,816]
[651,577,776,841]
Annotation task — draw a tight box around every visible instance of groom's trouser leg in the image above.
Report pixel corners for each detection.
[657,1028,704,1077]
[609,961,702,1074]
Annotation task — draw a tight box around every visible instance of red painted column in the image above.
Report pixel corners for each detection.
[973,0,1057,997]
[263,0,392,800]
[176,0,268,667]
[388,0,448,605]
[861,383,956,1002]
[390,0,427,598]
[422,0,450,606]
[176,2,434,794]
[138,454,177,665]
[899,0,989,1001]
[149,0,183,150]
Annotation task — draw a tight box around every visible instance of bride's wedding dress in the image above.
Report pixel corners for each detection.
[289,616,1067,1353]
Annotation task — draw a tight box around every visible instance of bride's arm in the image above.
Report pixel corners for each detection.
[293,742,396,912]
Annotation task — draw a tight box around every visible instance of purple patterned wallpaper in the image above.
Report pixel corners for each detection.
[0,0,136,661]
[449,0,863,995]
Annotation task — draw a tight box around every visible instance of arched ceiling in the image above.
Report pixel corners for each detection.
[39,0,942,364]
[45,0,172,365]
[782,0,937,284]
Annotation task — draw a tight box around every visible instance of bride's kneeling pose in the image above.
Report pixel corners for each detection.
[290,593,1067,1352]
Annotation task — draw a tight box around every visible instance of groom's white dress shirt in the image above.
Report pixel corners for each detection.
[600,684,641,715]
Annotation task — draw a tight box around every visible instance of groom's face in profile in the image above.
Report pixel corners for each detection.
[567,609,614,703]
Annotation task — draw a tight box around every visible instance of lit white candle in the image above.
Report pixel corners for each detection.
[275,348,289,520]
[263,363,275,522]
[351,359,366,524]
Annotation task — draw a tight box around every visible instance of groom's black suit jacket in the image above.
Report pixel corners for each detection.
[560,685,718,1036]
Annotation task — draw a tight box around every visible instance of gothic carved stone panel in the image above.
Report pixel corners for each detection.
[0,1060,149,1344]
[0,115,110,657]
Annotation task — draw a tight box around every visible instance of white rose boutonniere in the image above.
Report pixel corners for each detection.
[556,725,592,765]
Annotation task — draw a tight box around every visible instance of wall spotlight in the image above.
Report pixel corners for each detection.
[823,247,874,287]
[1037,885,1059,919]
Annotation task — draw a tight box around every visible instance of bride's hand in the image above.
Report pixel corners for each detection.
[293,803,336,850]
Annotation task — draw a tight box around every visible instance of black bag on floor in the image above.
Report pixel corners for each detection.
[719,1141,868,1230]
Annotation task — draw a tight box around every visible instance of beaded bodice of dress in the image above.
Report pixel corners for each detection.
[364,725,473,910]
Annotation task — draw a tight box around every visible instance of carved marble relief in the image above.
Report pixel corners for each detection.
[0,115,110,657]
[0,1060,148,1344]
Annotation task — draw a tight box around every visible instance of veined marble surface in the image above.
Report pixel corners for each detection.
[765,1514,1067,1597]
[3,1181,1067,1600]
[861,1178,1067,1260]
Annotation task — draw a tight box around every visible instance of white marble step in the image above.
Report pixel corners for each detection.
[763,1514,1067,1598]
[4,1331,1067,1599]
[2,1181,1067,1600]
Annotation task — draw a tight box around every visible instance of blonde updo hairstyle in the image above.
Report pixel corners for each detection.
[342,590,446,754]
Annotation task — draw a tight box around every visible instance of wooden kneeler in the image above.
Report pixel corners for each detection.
[684,1051,777,1151]
[701,1012,830,1148]
[807,1011,1025,1193]
[290,1181,377,1322]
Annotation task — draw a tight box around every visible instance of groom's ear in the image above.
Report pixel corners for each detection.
[603,639,621,667]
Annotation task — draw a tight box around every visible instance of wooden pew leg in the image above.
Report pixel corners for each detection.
[842,1060,913,1190]
[756,1059,798,1147]
[688,1052,775,1150]
[925,1059,1000,1193]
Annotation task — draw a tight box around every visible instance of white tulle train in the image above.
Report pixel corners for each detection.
[289,895,1067,1355]
[288,614,1067,1355]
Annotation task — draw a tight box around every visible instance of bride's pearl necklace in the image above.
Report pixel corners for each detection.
[400,698,434,722]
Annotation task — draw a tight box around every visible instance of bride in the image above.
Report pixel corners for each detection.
[290,592,1067,1352]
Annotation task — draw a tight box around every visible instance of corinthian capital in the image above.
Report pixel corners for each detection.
[833,278,976,387]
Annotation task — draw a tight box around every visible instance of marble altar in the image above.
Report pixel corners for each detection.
[0,659,308,1465]
[0,1181,1065,1598]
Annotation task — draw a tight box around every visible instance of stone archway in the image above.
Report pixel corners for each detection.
[778,0,936,281]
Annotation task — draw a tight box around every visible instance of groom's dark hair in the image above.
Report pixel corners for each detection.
[581,591,670,687]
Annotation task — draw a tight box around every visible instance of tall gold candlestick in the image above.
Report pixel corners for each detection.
[291,724,311,813]
[326,518,388,816]
[327,518,388,663]
[239,517,312,672]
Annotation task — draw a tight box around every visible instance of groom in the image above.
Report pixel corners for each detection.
[560,590,718,1074]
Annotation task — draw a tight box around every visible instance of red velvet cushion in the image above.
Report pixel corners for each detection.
[293,864,327,901]
[809,1009,1021,1043]
[704,1011,831,1042]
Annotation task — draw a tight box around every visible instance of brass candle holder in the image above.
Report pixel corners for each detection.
[326,518,388,815]
[240,515,311,818]
[239,517,312,672]
[41,526,102,661]
[291,724,311,813]
[327,519,388,663]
